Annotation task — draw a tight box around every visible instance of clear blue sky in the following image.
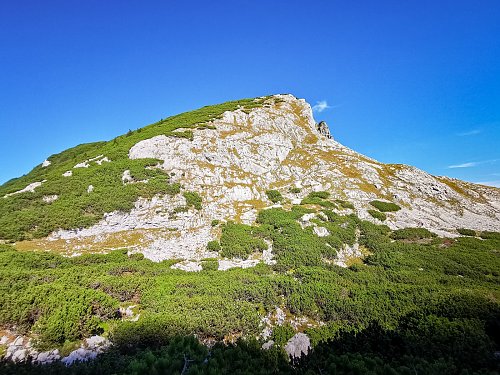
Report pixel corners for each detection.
[1,0,499,186]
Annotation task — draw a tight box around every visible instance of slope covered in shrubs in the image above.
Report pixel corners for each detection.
[1,206,499,373]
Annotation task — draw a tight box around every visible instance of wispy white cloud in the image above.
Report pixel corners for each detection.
[448,162,478,168]
[447,159,498,169]
[457,129,481,136]
[312,100,330,113]
[474,180,500,188]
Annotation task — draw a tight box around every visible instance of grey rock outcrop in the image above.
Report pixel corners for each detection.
[316,121,332,139]
[285,333,311,359]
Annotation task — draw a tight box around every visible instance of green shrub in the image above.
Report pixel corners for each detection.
[265,190,283,203]
[290,187,301,194]
[201,259,219,271]
[183,191,202,210]
[336,199,354,209]
[301,197,335,208]
[271,324,295,346]
[211,219,220,227]
[300,191,335,208]
[308,191,330,199]
[457,228,476,236]
[207,240,221,252]
[391,227,437,240]
[368,209,387,221]
[369,200,401,212]
[479,231,500,240]
[219,222,267,258]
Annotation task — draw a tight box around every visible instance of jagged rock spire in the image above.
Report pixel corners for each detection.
[316,121,332,139]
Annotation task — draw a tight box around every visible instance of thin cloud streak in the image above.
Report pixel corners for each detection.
[448,162,478,168]
[457,129,481,136]
[447,159,498,169]
[312,100,330,113]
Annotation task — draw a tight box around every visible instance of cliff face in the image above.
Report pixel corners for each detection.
[5,94,500,262]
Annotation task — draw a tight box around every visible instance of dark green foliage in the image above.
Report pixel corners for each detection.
[0,207,500,374]
[219,222,267,258]
[272,324,295,346]
[183,191,202,210]
[368,209,387,221]
[211,219,220,227]
[479,231,500,240]
[370,200,401,212]
[289,187,301,194]
[391,227,437,241]
[307,191,330,199]
[201,259,219,271]
[206,240,221,252]
[457,228,476,236]
[336,199,355,209]
[301,191,335,208]
[266,189,283,203]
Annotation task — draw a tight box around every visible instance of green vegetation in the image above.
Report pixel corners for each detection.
[458,228,476,236]
[335,199,354,209]
[201,259,219,271]
[183,191,202,210]
[479,231,500,240]
[0,209,499,373]
[289,187,301,194]
[391,227,437,241]
[2,95,499,373]
[0,97,270,241]
[265,189,283,203]
[301,191,335,208]
[370,200,401,212]
[219,222,267,258]
[206,240,221,252]
[272,324,296,346]
[368,209,387,221]
[307,191,330,199]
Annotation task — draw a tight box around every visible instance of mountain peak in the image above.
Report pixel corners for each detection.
[1,95,499,264]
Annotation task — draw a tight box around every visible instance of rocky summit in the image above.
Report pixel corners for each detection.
[1,94,499,266]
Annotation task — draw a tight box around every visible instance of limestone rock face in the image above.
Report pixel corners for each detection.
[41,94,500,262]
[285,333,311,359]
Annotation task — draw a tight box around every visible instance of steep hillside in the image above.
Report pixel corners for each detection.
[1,94,499,265]
[1,95,500,373]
